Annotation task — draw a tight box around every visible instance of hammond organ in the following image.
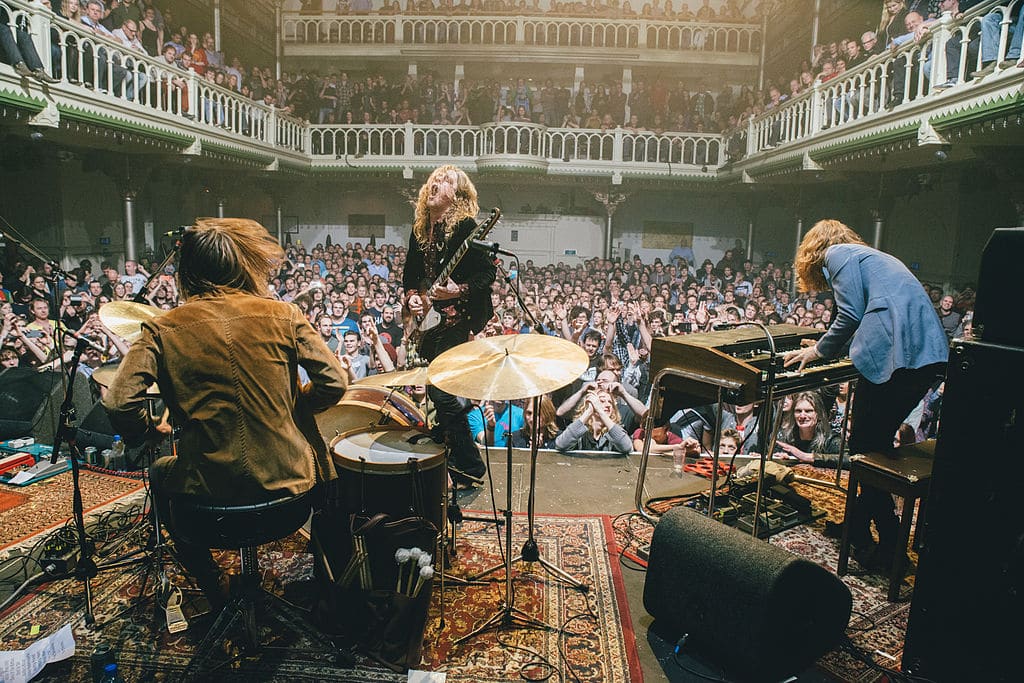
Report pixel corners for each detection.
[649,324,859,408]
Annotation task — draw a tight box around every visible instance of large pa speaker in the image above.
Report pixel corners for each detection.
[644,507,852,682]
[902,339,1024,681]
[974,227,1024,346]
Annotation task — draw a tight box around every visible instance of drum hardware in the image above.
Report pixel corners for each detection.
[97,395,196,631]
[427,334,589,644]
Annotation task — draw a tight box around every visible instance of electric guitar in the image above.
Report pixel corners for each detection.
[405,207,501,349]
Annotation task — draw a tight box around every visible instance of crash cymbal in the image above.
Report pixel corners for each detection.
[91,363,160,395]
[99,301,165,344]
[427,333,589,401]
[355,365,432,387]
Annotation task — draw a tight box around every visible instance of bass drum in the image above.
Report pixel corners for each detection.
[313,428,446,590]
[316,386,425,441]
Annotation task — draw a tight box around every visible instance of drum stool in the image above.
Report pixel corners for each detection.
[838,439,935,601]
[168,490,342,680]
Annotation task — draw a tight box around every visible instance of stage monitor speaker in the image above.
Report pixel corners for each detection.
[644,506,852,683]
[902,339,1024,681]
[0,368,64,442]
[973,226,1024,346]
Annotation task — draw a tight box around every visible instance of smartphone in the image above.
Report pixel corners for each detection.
[24,329,45,339]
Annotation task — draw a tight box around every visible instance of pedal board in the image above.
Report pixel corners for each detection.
[0,456,71,486]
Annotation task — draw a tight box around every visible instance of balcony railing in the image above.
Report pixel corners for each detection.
[282,13,762,55]
[2,0,307,154]
[3,0,1023,179]
[308,120,724,170]
[739,0,1023,158]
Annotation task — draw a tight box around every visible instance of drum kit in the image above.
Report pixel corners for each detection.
[320,333,590,641]
[91,302,590,643]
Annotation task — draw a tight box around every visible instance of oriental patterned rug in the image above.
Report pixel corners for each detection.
[0,514,642,683]
[0,468,144,550]
[614,464,916,683]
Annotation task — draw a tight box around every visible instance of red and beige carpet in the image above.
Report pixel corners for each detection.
[615,463,916,682]
[0,468,144,551]
[0,513,642,682]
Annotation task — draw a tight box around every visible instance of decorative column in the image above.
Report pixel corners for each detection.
[214,0,222,52]
[275,0,283,81]
[791,214,803,296]
[123,187,139,263]
[870,207,884,251]
[593,191,628,260]
[277,204,284,246]
[746,216,755,262]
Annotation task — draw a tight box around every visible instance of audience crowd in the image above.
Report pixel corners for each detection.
[7,0,1020,153]
[1,227,971,459]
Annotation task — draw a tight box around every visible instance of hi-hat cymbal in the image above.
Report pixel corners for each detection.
[355,365,432,387]
[427,333,589,401]
[99,301,165,344]
[91,362,160,395]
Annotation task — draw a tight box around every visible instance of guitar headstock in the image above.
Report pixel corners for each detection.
[473,208,501,241]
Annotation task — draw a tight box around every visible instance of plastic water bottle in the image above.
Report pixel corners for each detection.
[100,662,126,683]
[110,435,125,470]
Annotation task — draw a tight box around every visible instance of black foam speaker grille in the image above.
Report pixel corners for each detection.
[643,506,852,682]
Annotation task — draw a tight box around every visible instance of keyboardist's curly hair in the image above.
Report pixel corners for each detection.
[795,219,867,292]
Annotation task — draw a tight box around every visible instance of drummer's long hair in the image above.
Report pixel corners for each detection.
[794,219,867,293]
[177,218,284,299]
[411,165,479,248]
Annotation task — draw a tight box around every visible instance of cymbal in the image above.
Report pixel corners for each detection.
[427,333,589,401]
[91,363,160,395]
[355,365,432,387]
[99,301,165,344]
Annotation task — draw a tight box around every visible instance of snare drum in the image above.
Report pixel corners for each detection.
[316,386,425,441]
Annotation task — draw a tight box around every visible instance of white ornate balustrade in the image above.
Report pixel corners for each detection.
[282,12,762,55]
[308,120,723,176]
[737,1,1024,162]
[3,0,1023,182]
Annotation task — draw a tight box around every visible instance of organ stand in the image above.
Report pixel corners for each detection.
[635,324,860,532]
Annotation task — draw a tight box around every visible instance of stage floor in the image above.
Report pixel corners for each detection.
[459,447,885,683]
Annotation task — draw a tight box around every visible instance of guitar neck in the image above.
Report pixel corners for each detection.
[429,208,501,290]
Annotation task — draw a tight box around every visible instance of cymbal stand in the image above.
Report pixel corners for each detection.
[454,397,557,645]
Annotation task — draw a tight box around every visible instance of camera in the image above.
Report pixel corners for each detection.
[70,294,85,306]
[24,329,45,339]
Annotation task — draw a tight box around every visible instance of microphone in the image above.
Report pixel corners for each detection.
[469,239,516,258]
[58,323,107,353]
[160,227,188,237]
[712,321,741,330]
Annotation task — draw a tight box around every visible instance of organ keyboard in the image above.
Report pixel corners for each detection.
[650,323,859,406]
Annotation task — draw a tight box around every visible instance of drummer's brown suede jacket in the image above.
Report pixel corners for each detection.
[103,293,347,503]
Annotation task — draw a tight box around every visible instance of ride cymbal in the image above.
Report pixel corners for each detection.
[427,333,589,401]
[355,365,432,387]
[99,301,165,344]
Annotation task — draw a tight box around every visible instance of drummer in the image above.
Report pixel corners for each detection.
[104,218,347,608]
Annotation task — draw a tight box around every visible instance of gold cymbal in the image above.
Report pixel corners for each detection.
[91,362,160,395]
[99,301,165,344]
[427,333,589,401]
[355,366,432,387]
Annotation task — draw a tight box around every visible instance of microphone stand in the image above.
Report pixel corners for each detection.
[46,342,101,625]
[711,321,778,538]
[132,235,182,304]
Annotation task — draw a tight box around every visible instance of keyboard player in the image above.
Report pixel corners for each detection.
[783,219,948,571]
